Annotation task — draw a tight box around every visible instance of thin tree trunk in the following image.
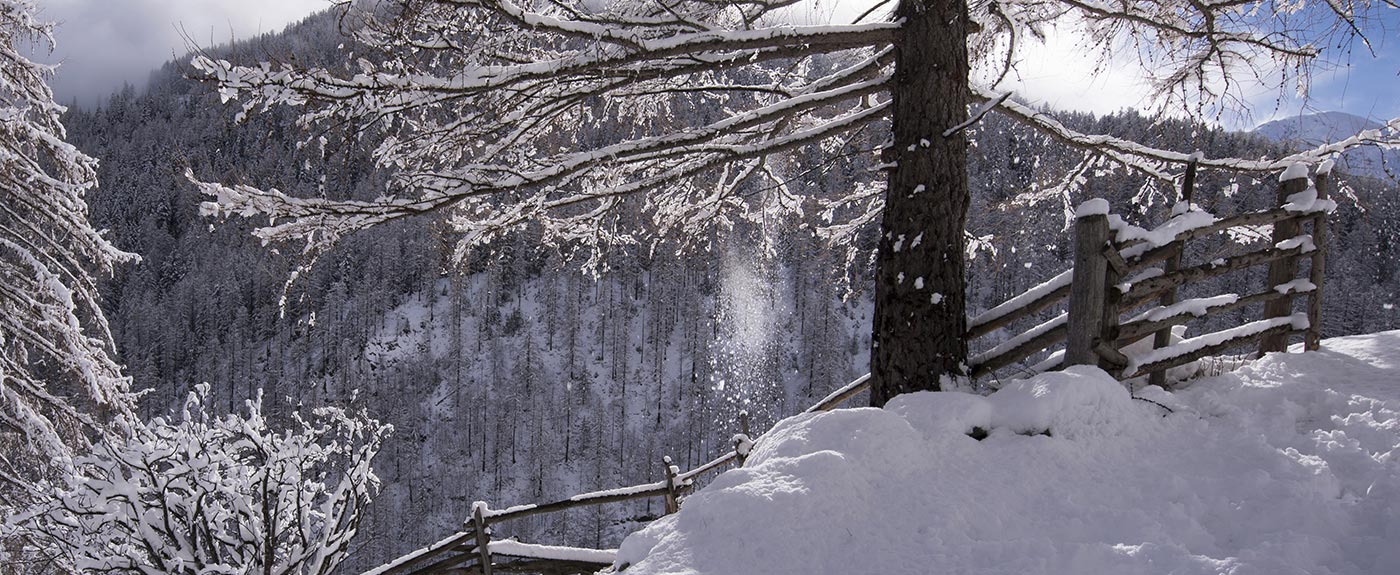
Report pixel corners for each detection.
[871,0,971,406]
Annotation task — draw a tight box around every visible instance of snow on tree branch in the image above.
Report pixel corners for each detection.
[982,85,1400,178]
[5,385,390,575]
[190,0,896,272]
[189,0,1397,283]
[1,0,140,499]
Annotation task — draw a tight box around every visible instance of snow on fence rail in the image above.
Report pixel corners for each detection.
[968,157,1334,385]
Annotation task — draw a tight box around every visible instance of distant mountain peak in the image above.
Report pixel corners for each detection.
[1252,111,1383,145]
[1251,111,1396,182]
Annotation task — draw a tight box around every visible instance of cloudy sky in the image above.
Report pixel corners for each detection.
[1005,19,1400,130]
[32,0,328,109]
[28,0,1400,130]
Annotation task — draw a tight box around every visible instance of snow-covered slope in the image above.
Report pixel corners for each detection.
[614,331,1400,575]
[1253,111,1383,144]
[1253,112,1397,181]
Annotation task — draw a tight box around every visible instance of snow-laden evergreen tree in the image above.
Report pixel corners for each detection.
[192,0,1399,405]
[0,0,137,497]
[8,385,389,575]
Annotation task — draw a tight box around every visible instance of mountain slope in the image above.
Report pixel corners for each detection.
[1253,111,1383,143]
[1253,111,1398,181]
[615,332,1400,575]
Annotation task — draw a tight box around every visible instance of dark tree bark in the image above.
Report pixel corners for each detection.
[871,0,971,406]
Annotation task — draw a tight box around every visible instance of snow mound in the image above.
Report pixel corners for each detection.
[615,332,1400,575]
[987,366,1138,439]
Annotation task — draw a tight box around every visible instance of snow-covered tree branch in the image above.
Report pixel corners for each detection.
[5,385,390,575]
[191,0,1398,403]
[0,0,139,497]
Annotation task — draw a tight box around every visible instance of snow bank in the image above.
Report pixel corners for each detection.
[987,366,1138,439]
[615,332,1400,575]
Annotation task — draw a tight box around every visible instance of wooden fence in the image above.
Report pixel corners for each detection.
[964,159,1333,384]
[363,160,1335,575]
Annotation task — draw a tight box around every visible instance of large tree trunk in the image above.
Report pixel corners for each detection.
[870,0,970,406]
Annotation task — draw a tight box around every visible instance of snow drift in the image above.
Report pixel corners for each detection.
[614,332,1400,574]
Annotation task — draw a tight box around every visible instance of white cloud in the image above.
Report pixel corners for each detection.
[998,25,1156,119]
[993,21,1308,131]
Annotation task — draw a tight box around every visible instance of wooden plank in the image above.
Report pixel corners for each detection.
[362,531,478,575]
[1116,287,1311,344]
[1066,213,1111,367]
[489,540,617,564]
[1125,326,1305,379]
[474,505,494,575]
[491,558,614,575]
[804,373,872,413]
[1121,243,1310,306]
[404,549,479,575]
[677,451,738,483]
[1103,243,1130,277]
[662,456,680,515]
[966,282,1072,339]
[482,482,674,524]
[1124,207,1312,271]
[1260,173,1310,353]
[969,322,1068,379]
[1100,240,1124,376]
[1306,169,1331,351]
[1094,341,1130,371]
[1150,158,1197,388]
[1148,240,1184,388]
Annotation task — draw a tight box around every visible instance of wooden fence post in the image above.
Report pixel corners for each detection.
[662,456,680,515]
[1066,207,1111,368]
[1259,165,1310,354]
[473,503,494,575]
[1098,240,1126,376]
[1149,157,1197,387]
[733,409,753,467]
[1305,165,1331,351]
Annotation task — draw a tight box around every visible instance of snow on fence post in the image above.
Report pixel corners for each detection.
[1260,164,1311,354]
[662,456,680,515]
[1066,200,1112,368]
[732,433,753,468]
[472,502,494,575]
[1150,156,1198,388]
[733,409,753,467]
[1306,163,1332,351]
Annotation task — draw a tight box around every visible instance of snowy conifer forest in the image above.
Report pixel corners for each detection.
[4,0,1400,573]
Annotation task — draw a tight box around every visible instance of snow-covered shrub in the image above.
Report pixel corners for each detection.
[5,385,390,574]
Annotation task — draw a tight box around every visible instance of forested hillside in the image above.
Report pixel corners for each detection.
[63,9,1400,569]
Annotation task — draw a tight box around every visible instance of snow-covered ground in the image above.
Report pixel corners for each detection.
[614,331,1400,574]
